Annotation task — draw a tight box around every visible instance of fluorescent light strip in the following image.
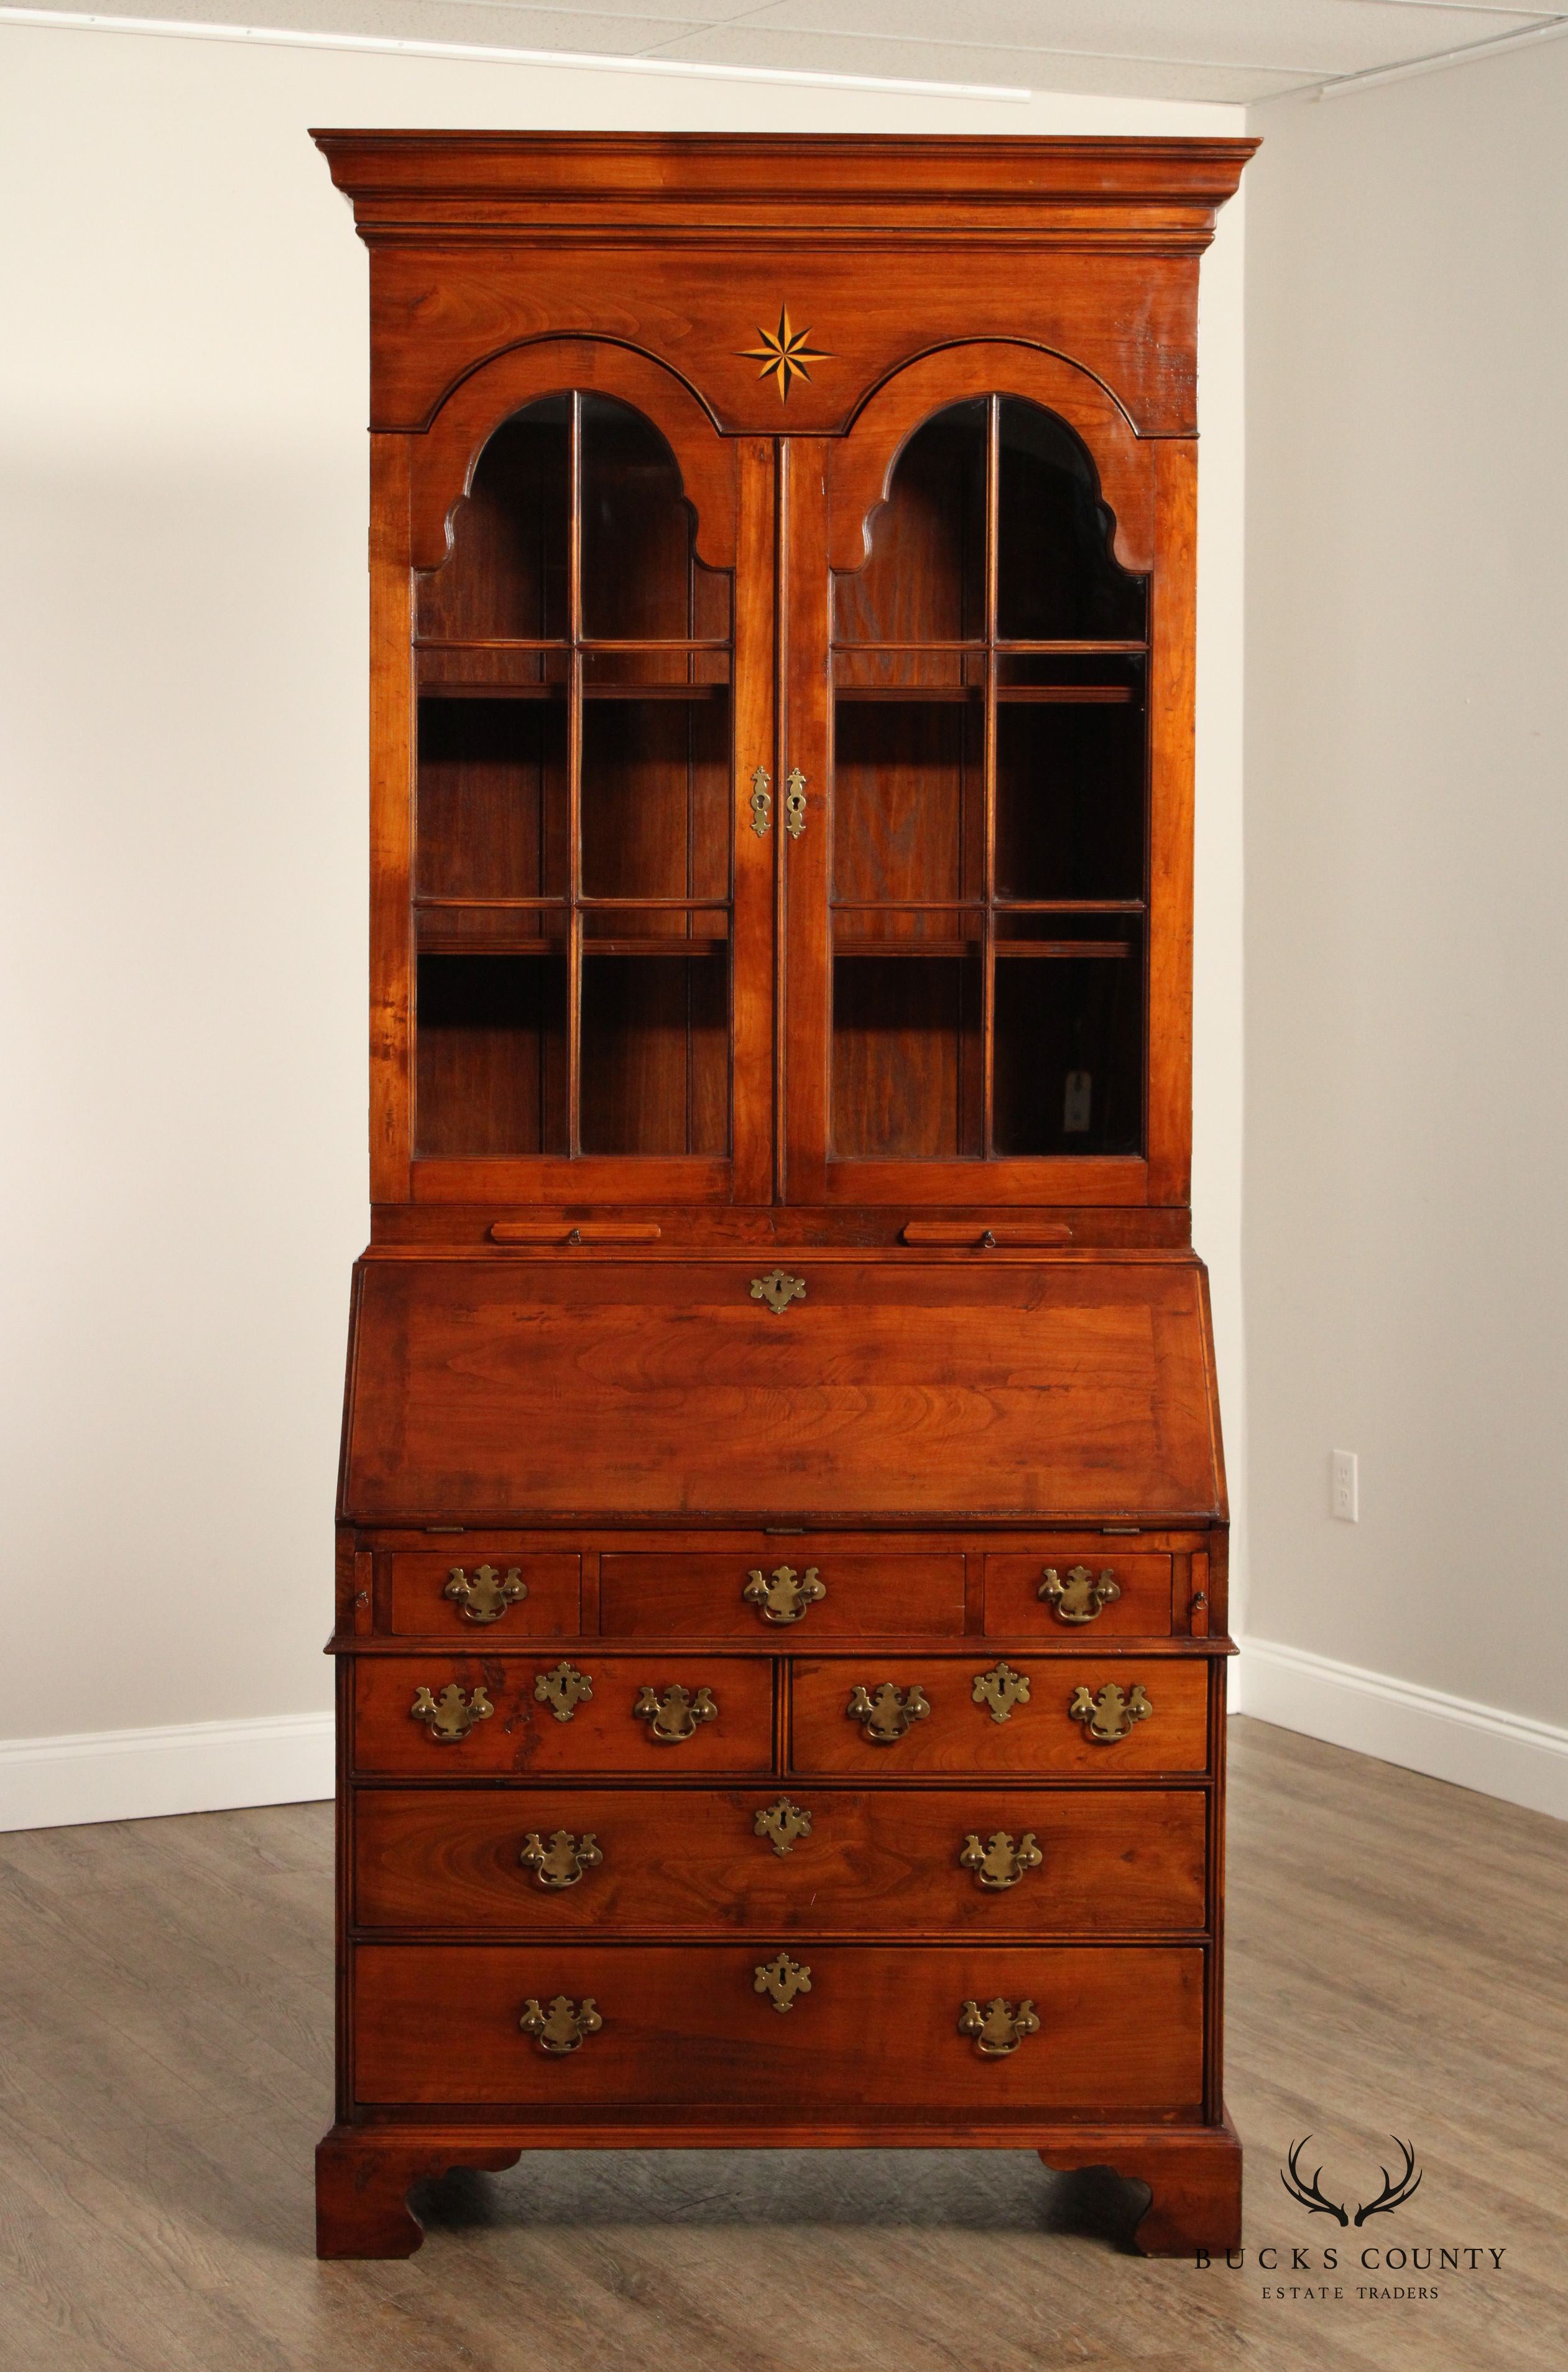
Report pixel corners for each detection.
[0,7,1031,100]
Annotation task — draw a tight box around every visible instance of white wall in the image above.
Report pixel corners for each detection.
[0,21,1247,1827]
[1241,49,1568,1814]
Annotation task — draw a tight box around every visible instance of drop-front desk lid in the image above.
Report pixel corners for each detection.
[340,1253,1225,1527]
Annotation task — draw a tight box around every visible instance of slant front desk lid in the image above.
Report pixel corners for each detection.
[341,1256,1225,1526]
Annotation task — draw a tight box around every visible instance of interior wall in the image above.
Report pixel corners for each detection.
[0,21,1246,1824]
[1242,48,1568,1812]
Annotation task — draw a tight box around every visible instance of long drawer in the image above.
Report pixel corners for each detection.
[353,1942,1205,2113]
[600,1549,964,1638]
[354,1656,773,1776]
[353,1784,1208,1936]
[791,1657,1209,1776]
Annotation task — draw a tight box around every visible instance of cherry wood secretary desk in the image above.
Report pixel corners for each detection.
[311,132,1253,2259]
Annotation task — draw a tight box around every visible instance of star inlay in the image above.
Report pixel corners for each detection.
[739,304,832,404]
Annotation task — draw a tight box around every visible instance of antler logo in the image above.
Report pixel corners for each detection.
[1281,2136,1423,2228]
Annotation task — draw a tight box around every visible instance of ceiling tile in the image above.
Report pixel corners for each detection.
[637,24,1310,96]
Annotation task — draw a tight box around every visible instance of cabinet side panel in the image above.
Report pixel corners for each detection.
[1145,438,1196,1206]
[370,435,414,1200]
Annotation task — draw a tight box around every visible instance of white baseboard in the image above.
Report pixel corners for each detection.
[1235,1636,1568,1820]
[0,1709,334,1834]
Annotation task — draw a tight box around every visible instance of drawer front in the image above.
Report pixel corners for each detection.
[790,1658,1209,1776]
[601,1550,964,1639]
[354,1656,773,1776]
[354,1785,1207,1937]
[985,1552,1173,1639]
[389,1551,580,1638]
[353,1942,1204,2114]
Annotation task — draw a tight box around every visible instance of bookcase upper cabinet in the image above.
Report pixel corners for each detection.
[313,133,1254,1223]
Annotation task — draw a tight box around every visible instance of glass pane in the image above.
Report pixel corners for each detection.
[417,400,570,642]
[832,691,983,904]
[580,690,731,903]
[992,925,1144,1155]
[579,953,729,1154]
[416,696,569,903]
[831,953,982,1157]
[995,667,1146,901]
[415,954,568,1156]
[996,399,1145,641]
[834,400,986,647]
[581,395,731,641]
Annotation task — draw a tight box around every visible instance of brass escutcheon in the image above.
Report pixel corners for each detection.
[519,1995,602,2055]
[444,1564,527,1624]
[635,1682,718,1743]
[519,1829,603,1890]
[972,1661,1031,1723]
[1068,1680,1153,1743]
[749,766,773,836]
[960,1830,1043,1891]
[754,1951,812,2012]
[750,1268,806,1315]
[1040,1564,1122,1624]
[744,1562,826,1625]
[754,1796,813,1856]
[409,1682,492,1743]
[534,1661,593,1723]
[846,1681,931,1744]
[959,1996,1040,2057]
[783,767,808,838]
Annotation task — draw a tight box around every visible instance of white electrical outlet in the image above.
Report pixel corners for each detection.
[1331,1450,1359,1522]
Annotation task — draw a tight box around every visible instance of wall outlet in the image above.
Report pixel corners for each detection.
[1331,1449,1359,1522]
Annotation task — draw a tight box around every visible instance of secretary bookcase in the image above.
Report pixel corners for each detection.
[314,132,1253,2259]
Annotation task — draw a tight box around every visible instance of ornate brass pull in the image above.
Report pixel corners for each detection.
[635,1682,718,1743]
[519,1829,602,1890]
[1068,1680,1152,1743]
[750,1267,806,1315]
[409,1682,492,1743]
[754,1951,812,2012]
[959,1997,1040,2058]
[754,1796,813,1856]
[744,1562,826,1624]
[960,1830,1043,1891]
[784,767,808,838]
[1040,1564,1122,1624]
[444,1563,526,1624]
[519,1995,602,2055]
[534,1661,593,1723]
[846,1681,931,1744]
[971,1661,1031,1724]
[749,766,773,835]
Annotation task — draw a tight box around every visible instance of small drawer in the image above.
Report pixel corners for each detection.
[353,1941,1204,2115]
[389,1550,580,1638]
[985,1551,1173,1639]
[790,1657,1209,1776]
[600,1549,964,1638]
[353,1655,773,1776]
[353,1784,1207,1937]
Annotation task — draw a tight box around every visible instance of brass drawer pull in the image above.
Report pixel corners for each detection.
[959,1997,1040,2057]
[960,1830,1042,1891]
[1069,1680,1152,1743]
[635,1682,717,1743]
[971,1661,1030,1723]
[1040,1564,1121,1624]
[408,1682,492,1743]
[754,1951,811,2013]
[520,1829,602,1890]
[846,1681,930,1744]
[783,766,808,838]
[750,1267,806,1315]
[444,1564,526,1624]
[754,1796,813,1856]
[535,1661,593,1722]
[519,1995,602,2055]
[750,764,772,835]
[744,1562,826,1624]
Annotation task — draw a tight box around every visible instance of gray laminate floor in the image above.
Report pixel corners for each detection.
[2,1718,1564,2371]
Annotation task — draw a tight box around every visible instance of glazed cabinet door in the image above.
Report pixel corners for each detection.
[780,350,1188,1209]
[382,350,776,1206]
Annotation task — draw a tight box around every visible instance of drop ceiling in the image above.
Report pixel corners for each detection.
[15,0,1568,101]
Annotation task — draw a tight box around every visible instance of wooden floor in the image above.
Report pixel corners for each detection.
[3,1718,1564,2371]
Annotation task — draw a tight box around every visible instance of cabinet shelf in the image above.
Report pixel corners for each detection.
[834,938,1132,960]
[418,682,726,702]
[833,685,1132,705]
